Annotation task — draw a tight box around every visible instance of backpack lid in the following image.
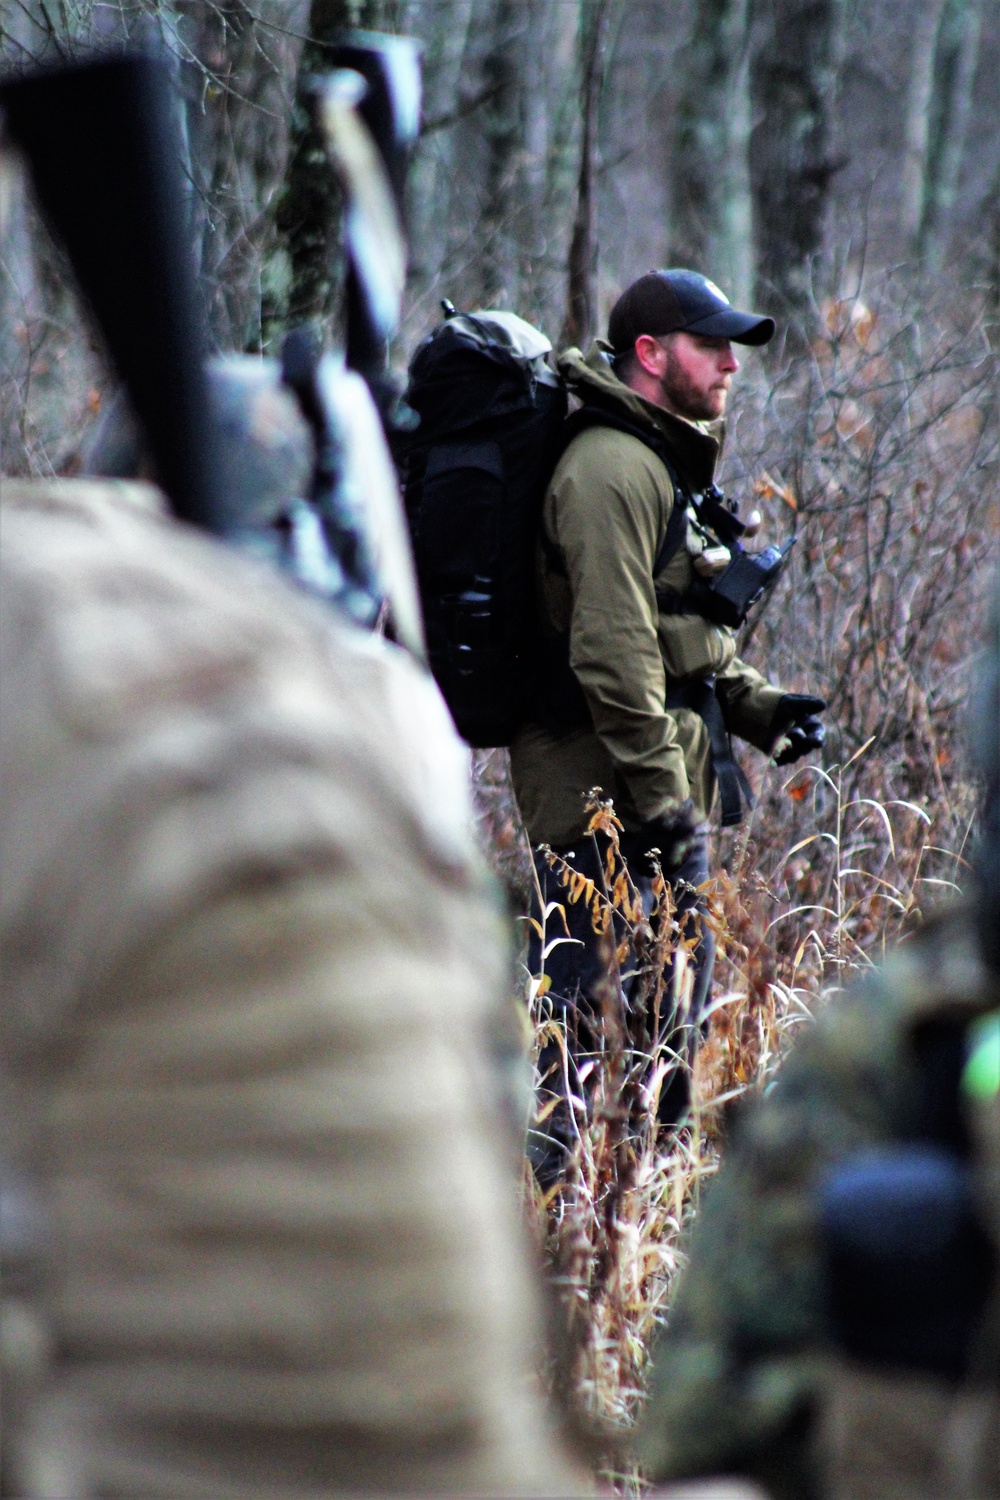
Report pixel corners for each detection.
[410,308,556,376]
[455,309,553,362]
[405,307,561,439]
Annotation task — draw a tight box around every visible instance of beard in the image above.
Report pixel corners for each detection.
[660,345,728,422]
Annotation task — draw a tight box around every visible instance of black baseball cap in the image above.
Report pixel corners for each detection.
[608,269,775,352]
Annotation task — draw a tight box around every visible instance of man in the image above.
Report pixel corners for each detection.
[636,593,1000,1500]
[510,269,826,1172]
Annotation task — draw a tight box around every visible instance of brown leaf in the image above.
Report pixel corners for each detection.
[754,469,797,511]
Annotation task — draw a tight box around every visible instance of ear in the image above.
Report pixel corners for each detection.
[633,333,667,378]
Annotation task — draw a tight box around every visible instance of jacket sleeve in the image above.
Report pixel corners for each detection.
[549,428,691,819]
[716,654,786,752]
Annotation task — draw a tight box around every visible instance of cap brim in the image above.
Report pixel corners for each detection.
[685,309,775,345]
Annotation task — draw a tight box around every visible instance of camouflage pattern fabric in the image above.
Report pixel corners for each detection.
[637,904,1000,1499]
[0,479,587,1497]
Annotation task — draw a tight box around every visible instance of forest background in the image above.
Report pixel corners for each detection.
[3,0,1000,1474]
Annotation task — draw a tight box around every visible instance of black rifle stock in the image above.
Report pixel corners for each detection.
[0,54,225,533]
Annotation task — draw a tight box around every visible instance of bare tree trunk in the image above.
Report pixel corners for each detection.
[405,0,477,324]
[561,0,612,348]
[479,0,523,308]
[404,0,576,333]
[669,0,753,307]
[900,0,948,251]
[919,0,983,271]
[321,0,409,25]
[269,1,359,344]
[988,162,1000,346]
[533,0,588,333]
[750,0,846,320]
[183,1,303,353]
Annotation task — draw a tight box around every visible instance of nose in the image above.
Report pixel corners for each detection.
[721,342,739,373]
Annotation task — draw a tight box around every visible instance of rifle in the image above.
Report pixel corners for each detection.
[0,46,424,656]
[0,54,223,534]
[312,31,421,409]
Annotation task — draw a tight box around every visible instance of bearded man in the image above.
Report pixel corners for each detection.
[510,269,826,1178]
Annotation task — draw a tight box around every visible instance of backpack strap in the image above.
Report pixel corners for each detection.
[662,675,753,827]
[543,404,691,578]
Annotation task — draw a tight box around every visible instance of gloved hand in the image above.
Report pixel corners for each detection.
[770,693,827,765]
[622,797,707,877]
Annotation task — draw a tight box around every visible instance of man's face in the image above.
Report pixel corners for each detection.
[634,331,740,421]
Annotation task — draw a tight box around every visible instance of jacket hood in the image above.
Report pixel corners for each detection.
[557,342,723,492]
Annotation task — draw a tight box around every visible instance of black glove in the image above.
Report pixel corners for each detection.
[770,693,827,766]
[621,797,706,878]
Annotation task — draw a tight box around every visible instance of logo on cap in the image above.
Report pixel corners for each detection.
[702,278,729,305]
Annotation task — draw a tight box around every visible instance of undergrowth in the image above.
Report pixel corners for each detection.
[473,724,976,1492]
[463,280,998,1488]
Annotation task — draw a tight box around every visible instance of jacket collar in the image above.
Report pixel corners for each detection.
[557,343,723,492]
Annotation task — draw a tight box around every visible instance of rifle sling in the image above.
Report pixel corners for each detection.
[662,676,752,828]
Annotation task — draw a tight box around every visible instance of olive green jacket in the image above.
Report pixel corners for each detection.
[509,345,786,845]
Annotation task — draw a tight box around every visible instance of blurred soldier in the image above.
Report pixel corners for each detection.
[636,597,1000,1499]
[0,470,592,1497]
[511,270,826,1174]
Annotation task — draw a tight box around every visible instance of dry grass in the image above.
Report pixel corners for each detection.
[498,743,969,1492]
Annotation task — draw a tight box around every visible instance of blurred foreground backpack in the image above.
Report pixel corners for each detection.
[401,306,567,747]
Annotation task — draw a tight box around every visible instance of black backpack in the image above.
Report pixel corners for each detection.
[401,307,568,748]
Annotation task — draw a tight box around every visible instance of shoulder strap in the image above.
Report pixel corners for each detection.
[551,404,690,576]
